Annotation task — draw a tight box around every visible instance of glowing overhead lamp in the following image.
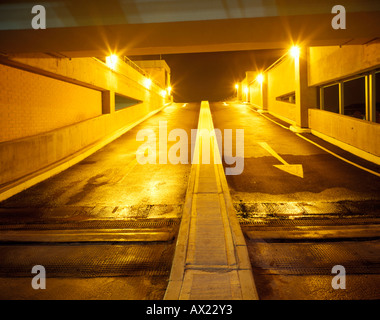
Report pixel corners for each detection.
[106,54,118,70]
[144,78,152,89]
[289,45,300,59]
[256,73,264,84]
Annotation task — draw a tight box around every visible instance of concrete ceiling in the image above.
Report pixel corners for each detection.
[0,0,379,57]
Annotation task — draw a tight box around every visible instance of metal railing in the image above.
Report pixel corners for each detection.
[122,56,163,89]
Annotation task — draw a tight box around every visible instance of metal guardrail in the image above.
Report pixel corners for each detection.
[122,56,148,76]
[122,56,163,89]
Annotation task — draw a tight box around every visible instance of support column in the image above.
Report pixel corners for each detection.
[245,71,255,104]
[237,83,242,101]
[339,82,344,116]
[102,90,115,114]
[293,48,317,130]
[261,73,268,111]
[367,72,376,122]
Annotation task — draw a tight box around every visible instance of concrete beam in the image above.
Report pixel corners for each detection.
[1,12,379,57]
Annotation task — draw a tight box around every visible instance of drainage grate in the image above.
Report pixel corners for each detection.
[0,218,181,231]
[247,241,380,275]
[235,200,380,219]
[240,217,380,227]
[0,243,175,278]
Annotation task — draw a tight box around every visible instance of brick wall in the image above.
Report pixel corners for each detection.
[0,64,102,143]
[0,56,166,189]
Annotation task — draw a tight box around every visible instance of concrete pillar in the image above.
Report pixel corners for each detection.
[237,82,242,101]
[102,90,115,114]
[241,79,249,102]
[261,73,268,111]
[294,48,317,129]
[367,72,376,122]
[246,71,255,104]
[339,82,344,115]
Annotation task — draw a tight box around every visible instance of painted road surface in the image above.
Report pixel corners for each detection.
[210,101,380,300]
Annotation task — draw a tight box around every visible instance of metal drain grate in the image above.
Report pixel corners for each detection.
[234,200,380,218]
[240,217,380,227]
[247,241,380,275]
[0,218,181,231]
[0,243,175,277]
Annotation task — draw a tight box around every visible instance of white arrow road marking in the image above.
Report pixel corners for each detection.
[258,142,304,178]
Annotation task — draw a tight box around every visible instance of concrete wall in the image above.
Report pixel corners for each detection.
[245,56,296,123]
[0,55,167,188]
[134,60,171,89]
[308,44,380,160]
[8,55,163,103]
[309,109,380,157]
[0,64,102,143]
[250,81,262,107]
[267,57,296,123]
[244,44,379,162]
[241,78,249,102]
[309,43,380,86]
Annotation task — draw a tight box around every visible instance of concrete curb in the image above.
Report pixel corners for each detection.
[289,125,311,134]
[164,101,259,300]
[163,164,197,300]
[0,103,172,202]
[309,129,380,166]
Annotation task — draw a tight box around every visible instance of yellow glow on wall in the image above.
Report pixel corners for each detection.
[167,86,172,95]
[256,73,264,84]
[290,46,300,59]
[161,89,167,98]
[244,86,248,94]
[235,84,239,89]
[144,78,152,89]
[106,54,118,70]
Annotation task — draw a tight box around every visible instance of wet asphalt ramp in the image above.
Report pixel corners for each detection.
[0,103,200,300]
